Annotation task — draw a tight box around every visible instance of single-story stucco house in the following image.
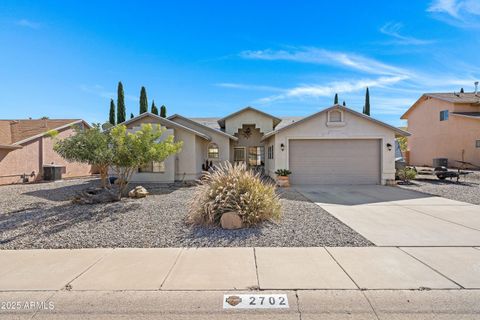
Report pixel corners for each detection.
[123,105,409,185]
[0,119,92,185]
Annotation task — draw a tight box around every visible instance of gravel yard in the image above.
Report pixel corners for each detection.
[398,169,480,205]
[0,178,372,249]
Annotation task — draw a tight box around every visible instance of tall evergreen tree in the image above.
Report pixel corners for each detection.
[109,99,116,125]
[139,86,148,114]
[160,105,167,118]
[130,113,134,119]
[151,100,159,115]
[334,93,339,104]
[117,82,126,124]
[342,101,346,106]
[363,87,370,116]
[460,87,465,93]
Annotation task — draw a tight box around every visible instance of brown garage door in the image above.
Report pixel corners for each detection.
[289,139,381,185]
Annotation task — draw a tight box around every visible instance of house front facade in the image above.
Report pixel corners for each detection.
[401,92,480,168]
[124,105,409,185]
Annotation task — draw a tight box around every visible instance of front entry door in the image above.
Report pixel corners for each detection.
[233,147,246,166]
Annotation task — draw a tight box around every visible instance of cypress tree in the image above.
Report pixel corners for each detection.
[363,87,370,116]
[117,81,126,124]
[160,105,167,118]
[109,99,116,125]
[334,93,339,104]
[139,86,148,114]
[151,100,159,115]
[460,87,465,93]
[130,113,134,119]
[342,101,346,106]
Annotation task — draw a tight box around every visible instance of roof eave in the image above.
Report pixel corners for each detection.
[121,112,212,141]
[12,120,89,146]
[168,114,238,141]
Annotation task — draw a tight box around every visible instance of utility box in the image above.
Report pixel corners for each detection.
[43,164,64,181]
[432,158,448,168]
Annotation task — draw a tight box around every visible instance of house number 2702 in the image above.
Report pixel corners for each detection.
[223,294,289,309]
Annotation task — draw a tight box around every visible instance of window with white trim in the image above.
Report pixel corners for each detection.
[476,140,480,148]
[207,143,219,159]
[267,145,274,159]
[139,161,165,173]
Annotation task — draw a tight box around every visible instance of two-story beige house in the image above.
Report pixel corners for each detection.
[401,92,480,168]
[123,105,408,185]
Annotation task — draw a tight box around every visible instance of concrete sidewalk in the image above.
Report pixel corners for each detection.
[2,247,480,319]
[1,247,480,291]
[3,290,480,319]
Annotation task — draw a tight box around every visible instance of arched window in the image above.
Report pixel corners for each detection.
[208,143,219,159]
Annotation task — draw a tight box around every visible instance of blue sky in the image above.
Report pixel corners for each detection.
[1,0,479,126]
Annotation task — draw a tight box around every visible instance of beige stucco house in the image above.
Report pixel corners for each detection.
[124,105,408,185]
[0,119,92,185]
[401,92,480,168]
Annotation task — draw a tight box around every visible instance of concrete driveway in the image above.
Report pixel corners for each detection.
[295,185,480,246]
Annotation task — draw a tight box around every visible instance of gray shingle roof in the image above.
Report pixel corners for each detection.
[190,116,305,132]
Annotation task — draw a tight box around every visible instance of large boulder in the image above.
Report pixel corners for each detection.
[128,186,149,198]
[220,212,243,230]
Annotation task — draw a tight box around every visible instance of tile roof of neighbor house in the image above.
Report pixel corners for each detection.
[425,92,480,104]
[401,92,480,119]
[0,119,85,147]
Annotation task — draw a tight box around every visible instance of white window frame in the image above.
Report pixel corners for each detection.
[207,143,219,159]
[138,161,165,173]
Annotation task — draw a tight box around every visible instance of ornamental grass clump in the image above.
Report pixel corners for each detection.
[188,162,282,227]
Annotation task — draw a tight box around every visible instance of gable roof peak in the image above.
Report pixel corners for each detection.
[217,106,282,128]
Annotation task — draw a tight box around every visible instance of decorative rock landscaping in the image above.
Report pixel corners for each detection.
[0,178,372,249]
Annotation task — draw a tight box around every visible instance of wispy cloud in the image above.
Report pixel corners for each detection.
[80,84,138,102]
[15,19,41,29]
[239,48,410,76]
[215,82,283,92]
[379,22,435,45]
[427,0,480,27]
[257,76,408,103]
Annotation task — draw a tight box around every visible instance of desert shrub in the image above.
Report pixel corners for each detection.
[188,162,282,227]
[397,167,416,182]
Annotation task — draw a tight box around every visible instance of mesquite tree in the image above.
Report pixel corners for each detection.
[53,124,113,188]
[109,124,182,198]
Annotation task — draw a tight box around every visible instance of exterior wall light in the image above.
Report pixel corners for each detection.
[386,143,392,151]
[280,143,285,151]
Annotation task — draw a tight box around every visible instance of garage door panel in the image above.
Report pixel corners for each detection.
[289,139,380,185]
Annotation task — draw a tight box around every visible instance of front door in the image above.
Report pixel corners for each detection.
[233,147,246,166]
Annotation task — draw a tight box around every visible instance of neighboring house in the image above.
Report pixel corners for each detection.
[401,92,480,168]
[124,105,408,185]
[0,119,92,185]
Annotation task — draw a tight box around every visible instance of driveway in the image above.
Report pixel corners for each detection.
[295,185,480,246]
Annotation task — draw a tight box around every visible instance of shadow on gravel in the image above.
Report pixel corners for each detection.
[414,178,479,187]
[22,179,100,201]
[0,201,141,245]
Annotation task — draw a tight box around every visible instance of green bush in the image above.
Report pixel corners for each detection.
[397,167,416,182]
[188,162,282,227]
[275,169,292,176]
